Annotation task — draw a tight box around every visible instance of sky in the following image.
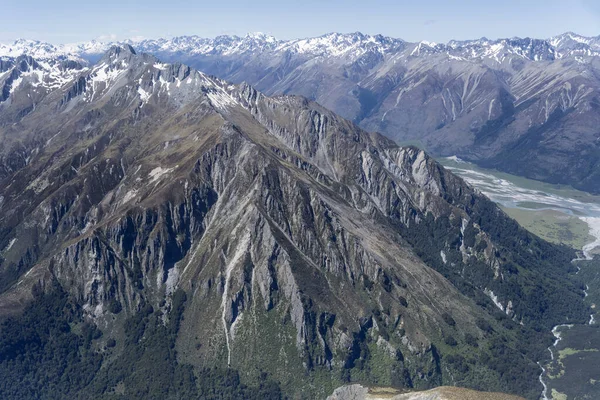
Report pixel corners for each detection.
[2,0,600,44]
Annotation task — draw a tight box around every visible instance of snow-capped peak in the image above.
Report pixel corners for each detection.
[244,32,277,43]
[280,32,405,57]
[0,39,84,62]
[549,32,600,55]
[2,31,600,67]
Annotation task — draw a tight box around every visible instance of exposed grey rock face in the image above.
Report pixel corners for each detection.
[177,34,600,194]
[0,46,587,398]
[26,31,596,193]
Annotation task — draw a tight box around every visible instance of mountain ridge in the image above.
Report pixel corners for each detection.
[3,31,600,194]
[3,31,600,62]
[0,45,590,399]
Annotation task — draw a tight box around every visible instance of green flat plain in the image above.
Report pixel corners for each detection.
[500,207,594,250]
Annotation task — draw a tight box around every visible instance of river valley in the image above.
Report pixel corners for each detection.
[439,157,600,400]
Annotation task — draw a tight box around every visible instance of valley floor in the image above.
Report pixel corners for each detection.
[439,157,600,400]
[540,259,600,400]
[439,157,600,255]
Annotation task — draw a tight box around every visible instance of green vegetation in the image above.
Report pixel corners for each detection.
[540,257,600,399]
[402,204,587,332]
[500,207,593,250]
[392,199,590,399]
[0,281,103,399]
[551,389,568,400]
[0,285,284,400]
[0,194,591,400]
[558,347,598,359]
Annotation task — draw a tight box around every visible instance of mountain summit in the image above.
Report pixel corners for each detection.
[0,45,589,399]
[7,31,595,193]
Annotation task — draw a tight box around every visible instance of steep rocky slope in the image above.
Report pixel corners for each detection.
[14,31,596,193]
[0,46,589,399]
[172,33,600,195]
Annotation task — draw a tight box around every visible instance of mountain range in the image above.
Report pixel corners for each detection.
[0,43,590,399]
[2,31,600,193]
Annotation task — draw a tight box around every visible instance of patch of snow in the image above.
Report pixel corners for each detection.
[137,86,151,103]
[447,54,467,61]
[488,98,496,120]
[84,62,128,102]
[8,76,23,96]
[80,219,95,235]
[206,86,238,110]
[148,166,175,183]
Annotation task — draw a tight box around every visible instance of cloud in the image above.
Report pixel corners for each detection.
[424,20,437,26]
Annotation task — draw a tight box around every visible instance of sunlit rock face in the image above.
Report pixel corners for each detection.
[0,45,588,399]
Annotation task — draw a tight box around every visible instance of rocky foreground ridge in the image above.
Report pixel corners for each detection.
[328,384,525,400]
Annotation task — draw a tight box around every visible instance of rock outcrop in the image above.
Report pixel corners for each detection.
[0,46,589,399]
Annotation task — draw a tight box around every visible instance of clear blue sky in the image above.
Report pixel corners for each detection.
[2,0,600,44]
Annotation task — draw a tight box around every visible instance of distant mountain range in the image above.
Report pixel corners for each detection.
[2,32,600,193]
[3,32,600,61]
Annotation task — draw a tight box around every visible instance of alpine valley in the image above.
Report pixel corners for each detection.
[0,39,592,399]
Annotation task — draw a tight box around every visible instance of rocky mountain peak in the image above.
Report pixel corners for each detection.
[0,38,81,62]
[100,44,138,63]
[12,54,41,72]
[0,41,592,400]
[549,31,600,55]
[244,31,277,42]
